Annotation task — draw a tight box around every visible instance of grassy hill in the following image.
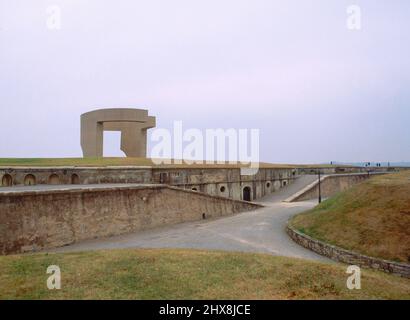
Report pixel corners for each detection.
[0,157,339,169]
[0,248,409,299]
[290,171,410,263]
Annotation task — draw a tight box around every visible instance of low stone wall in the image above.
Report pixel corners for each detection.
[297,166,400,175]
[290,173,372,202]
[0,185,262,255]
[0,167,153,186]
[286,224,410,278]
[0,166,296,202]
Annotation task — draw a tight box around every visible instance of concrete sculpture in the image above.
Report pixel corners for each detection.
[81,108,156,157]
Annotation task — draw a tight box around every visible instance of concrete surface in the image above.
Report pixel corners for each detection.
[81,108,155,157]
[0,165,296,201]
[49,175,329,262]
[0,183,155,194]
[286,172,388,202]
[0,183,261,255]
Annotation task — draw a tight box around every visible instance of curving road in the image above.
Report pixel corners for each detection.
[50,175,329,262]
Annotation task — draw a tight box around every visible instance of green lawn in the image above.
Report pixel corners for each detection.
[0,157,154,167]
[0,157,334,169]
[290,171,410,263]
[0,248,409,299]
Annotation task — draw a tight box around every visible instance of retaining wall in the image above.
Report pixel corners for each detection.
[0,166,297,202]
[289,173,371,202]
[0,185,262,255]
[286,225,410,278]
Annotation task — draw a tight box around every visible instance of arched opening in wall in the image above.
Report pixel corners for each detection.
[24,174,36,186]
[220,186,226,193]
[191,187,198,191]
[103,131,126,157]
[1,174,12,187]
[71,174,80,184]
[159,172,169,184]
[266,182,271,188]
[48,174,60,185]
[243,186,251,202]
[283,180,287,187]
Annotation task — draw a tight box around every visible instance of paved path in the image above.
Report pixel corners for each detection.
[50,175,329,262]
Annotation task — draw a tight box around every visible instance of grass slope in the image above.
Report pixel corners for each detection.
[290,171,410,263]
[0,157,338,169]
[0,249,409,299]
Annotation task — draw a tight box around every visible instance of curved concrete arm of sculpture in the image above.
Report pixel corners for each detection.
[80,108,156,158]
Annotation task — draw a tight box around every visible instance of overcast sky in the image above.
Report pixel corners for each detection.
[1,0,409,163]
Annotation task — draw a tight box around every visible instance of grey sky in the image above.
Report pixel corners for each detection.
[1,0,409,163]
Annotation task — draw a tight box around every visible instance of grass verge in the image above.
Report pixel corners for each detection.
[290,171,410,263]
[0,248,409,299]
[0,157,339,169]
